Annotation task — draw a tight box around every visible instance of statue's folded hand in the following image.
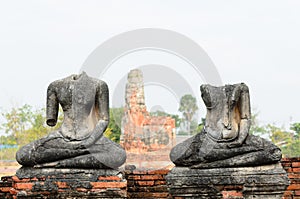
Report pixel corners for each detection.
[74,120,109,149]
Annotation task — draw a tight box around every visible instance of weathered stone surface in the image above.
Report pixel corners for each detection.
[168,83,290,198]
[16,167,122,180]
[166,163,290,199]
[10,168,127,198]
[1,159,300,198]
[16,72,126,169]
[170,83,281,168]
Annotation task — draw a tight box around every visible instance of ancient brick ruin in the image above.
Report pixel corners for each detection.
[1,158,299,198]
[120,69,176,168]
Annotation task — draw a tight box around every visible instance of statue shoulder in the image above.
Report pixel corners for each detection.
[238,82,249,93]
[47,79,63,93]
[96,79,109,93]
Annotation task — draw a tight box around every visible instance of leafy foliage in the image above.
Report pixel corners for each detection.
[104,107,124,143]
[0,105,51,146]
[250,112,300,157]
[178,94,198,135]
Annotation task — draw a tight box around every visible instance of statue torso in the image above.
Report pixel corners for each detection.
[202,85,241,142]
[50,73,99,140]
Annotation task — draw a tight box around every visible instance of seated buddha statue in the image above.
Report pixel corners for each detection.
[16,72,126,169]
[170,83,281,168]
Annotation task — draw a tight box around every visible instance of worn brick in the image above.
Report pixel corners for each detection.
[139,174,164,180]
[291,179,300,184]
[293,168,300,173]
[287,184,300,190]
[288,174,300,179]
[76,188,88,192]
[154,180,167,185]
[136,180,154,186]
[222,190,243,198]
[126,175,141,180]
[90,181,127,188]
[284,191,294,196]
[132,170,148,174]
[292,162,300,168]
[0,187,12,192]
[9,188,17,195]
[14,183,34,190]
[98,176,122,181]
[30,177,39,181]
[55,181,69,189]
[12,176,30,183]
[148,169,169,175]
[152,192,169,198]
[39,191,51,195]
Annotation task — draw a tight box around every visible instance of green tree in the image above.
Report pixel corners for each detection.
[191,118,206,135]
[246,110,300,157]
[0,105,63,147]
[290,122,300,139]
[249,111,267,136]
[1,104,34,145]
[178,94,198,135]
[287,122,300,157]
[266,124,292,147]
[104,107,124,143]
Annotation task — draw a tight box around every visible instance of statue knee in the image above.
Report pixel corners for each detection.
[16,145,35,166]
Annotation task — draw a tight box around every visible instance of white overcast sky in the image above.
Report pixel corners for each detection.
[0,0,300,128]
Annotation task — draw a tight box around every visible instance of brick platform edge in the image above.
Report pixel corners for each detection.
[282,157,300,199]
[0,168,127,199]
[0,158,299,199]
[124,169,170,198]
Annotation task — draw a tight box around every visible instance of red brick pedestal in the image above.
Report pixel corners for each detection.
[0,167,127,198]
[1,158,300,198]
[166,163,290,199]
[282,157,300,199]
[124,168,170,198]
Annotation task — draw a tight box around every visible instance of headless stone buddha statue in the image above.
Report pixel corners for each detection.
[170,83,281,168]
[16,72,126,169]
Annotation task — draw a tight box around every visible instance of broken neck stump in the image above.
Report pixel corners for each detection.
[167,83,289,198]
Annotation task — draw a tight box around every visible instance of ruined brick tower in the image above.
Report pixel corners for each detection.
[120,69,176,168]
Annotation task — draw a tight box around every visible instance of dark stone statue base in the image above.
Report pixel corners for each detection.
[166,163,290,199]
[1,167,127,198]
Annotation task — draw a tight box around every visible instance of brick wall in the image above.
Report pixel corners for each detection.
[124,169,170,198]
[0,171,127,198]
[282,157,300,199]
[0,158,299,198]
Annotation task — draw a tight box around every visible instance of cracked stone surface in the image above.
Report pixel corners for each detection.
[16,72,126,169]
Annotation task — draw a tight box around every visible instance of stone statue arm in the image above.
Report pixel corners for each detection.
[228,83,251,148]
[78,81,109,148]
[46,82,59,127]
